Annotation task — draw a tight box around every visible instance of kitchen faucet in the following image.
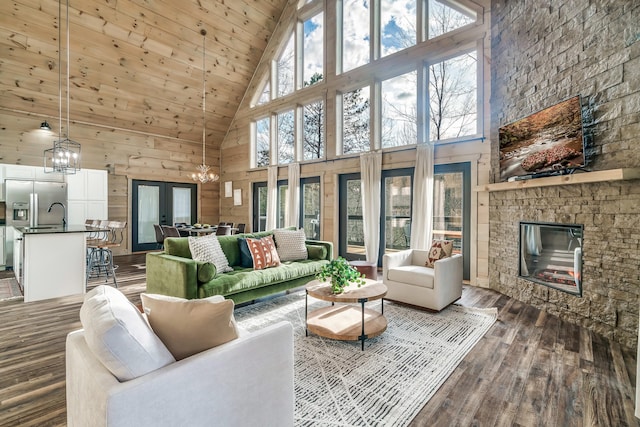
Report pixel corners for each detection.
[48,202,67,227]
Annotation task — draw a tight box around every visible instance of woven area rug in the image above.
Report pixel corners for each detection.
[0,277,23,302]
[235,292,497,427]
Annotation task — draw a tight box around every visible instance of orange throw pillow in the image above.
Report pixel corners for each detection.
[425,239,453,268]
[246,235,281,270]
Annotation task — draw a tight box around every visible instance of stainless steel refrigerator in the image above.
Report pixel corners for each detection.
[5,180,67,269]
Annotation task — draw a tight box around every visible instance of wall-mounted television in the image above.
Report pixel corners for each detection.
[499,96,585,182]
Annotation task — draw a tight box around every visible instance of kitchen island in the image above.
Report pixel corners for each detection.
[15,225,88,302]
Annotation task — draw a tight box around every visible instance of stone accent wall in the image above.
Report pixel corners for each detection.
[490,0,640,347]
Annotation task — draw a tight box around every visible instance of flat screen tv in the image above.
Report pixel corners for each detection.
[499,96,585,182]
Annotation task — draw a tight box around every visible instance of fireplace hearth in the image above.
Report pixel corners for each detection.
[519,221,583,296]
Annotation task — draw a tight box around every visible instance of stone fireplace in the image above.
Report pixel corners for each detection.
[489,0,640,348]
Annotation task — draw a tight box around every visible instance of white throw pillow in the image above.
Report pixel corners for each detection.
[273,228,308,262]
[188,234,233,273]
[141,293,239,360]
[79,285,175,382]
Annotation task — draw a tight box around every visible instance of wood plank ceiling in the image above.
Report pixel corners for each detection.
[1,0,288,150]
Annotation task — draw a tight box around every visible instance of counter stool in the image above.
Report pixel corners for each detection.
[86,221,126,288]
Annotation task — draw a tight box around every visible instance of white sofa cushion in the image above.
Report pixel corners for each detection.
[79,285,175,382]
[140,293,239,360]
[387,265,435,289]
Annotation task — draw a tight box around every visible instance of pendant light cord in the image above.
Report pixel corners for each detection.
[66,0,70,140]
[58,0,62,136]
[201,29,207,166]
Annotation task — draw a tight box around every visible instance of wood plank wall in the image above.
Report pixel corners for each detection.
[0,0,288,253]
[219,0,493,286]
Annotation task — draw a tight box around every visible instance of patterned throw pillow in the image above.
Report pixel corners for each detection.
[188,234,233,273]
[246,235,281,270]
[425,239,454,268]
[273,228,308,262]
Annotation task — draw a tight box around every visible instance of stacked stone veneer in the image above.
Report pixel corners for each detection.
[490,0,640,347]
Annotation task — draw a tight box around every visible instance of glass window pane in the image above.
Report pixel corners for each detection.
[303,13,324,86]
[346,178,364,255]
[428,0,475,39]
[381,71,417,148]
[137,185,159,244]
[255,117,270,167]
[341,86,370,154]
[341,0,370,73]
[277,110,295,164]
[277,183,288,228]
[258,185,268,232]
[433,171,463,252]
[277,34,295,97]
[257,80,270,106]
[302,180,321,239]
[429,51,477,141]
[303,100,324,160]
[384,175,412,251]
[172,187,191,225]
[381,0,416,57]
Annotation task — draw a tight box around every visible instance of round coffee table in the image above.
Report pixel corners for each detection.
[305,278,387,351]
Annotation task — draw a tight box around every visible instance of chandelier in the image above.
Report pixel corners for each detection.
[192,29,219,184]
[44,0,80,174]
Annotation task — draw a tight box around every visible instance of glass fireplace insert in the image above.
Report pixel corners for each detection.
[519,221,583,296]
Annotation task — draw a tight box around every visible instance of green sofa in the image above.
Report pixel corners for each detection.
[145,230,332,304]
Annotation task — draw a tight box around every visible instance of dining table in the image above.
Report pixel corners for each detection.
[176,225,217,236]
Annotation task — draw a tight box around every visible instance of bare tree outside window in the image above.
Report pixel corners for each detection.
[342,87,370,154]
[255,117,270,167]
[381,71,417,147]
[429,51,477,141]
[277,34,295,97]
[277,110,295,164]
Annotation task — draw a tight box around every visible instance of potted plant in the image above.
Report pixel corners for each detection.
[316,257,366,294]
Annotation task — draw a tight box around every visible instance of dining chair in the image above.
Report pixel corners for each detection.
[216,225,232,236]
[234,223,246,234]
[218,222,227,227]
[161,225,182,238]
[153,224,165,250]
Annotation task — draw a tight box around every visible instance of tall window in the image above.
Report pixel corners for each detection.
[303,99,324,160]
[338,173,364,259]
[301,177,321,239]
[252,182,268,232]
[340,86,370,155]
[251,0,482,165]
[427,0,475,39]
[381,0,417,57]
[340,0,370,73]
[429,50,477,141]
[277,34,295,97]
[277,110,295,164]
[303,13,324,86]
[277,180,288,228]
[254,117,270,167]
[381,71,417,148]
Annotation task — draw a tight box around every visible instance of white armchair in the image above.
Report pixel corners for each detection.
[66,321,294,427]
[382,249,463,311]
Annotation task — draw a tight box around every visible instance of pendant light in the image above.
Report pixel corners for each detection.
[44,0,80,174]
[191,29,219,183]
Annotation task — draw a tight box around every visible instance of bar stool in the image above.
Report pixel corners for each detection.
[86,221,126,288]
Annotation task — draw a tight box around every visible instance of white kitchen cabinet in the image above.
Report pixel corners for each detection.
[66,169,108,224]
[4,164,35,180]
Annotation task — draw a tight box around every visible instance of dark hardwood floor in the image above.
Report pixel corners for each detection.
[0,254,637,426]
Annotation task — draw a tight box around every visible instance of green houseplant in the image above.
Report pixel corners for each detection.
[316,257,366,294]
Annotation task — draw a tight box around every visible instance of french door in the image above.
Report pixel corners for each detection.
[131,180,197,252]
